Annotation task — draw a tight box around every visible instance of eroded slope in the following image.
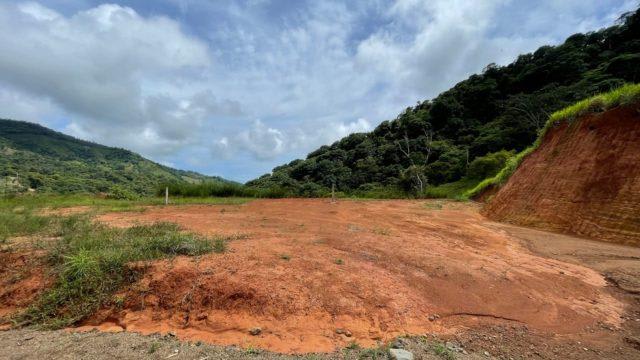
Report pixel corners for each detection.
[483,104,640,246]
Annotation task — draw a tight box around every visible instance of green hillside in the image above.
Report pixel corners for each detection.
[0,119,229,196]
[247,8,640,198]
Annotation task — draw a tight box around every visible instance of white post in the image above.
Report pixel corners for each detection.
[331,182,335,203]
[165,187,169,205]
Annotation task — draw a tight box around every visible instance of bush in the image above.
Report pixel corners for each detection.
[466,150,515,180]
[106,185,139,200]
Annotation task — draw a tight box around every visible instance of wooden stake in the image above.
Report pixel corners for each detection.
[165,186,169,205]
[331,182,335,203]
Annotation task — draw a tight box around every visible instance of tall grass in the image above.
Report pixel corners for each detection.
[465,83,640,199]
[0,198,51,242]
[15,217,219,329]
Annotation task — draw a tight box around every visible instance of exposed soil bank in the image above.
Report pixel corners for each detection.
[70,199,627,354]
[483,104,640,246]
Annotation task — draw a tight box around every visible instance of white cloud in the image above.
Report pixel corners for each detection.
[237,120,286,160]
[0,86,61,124]
[0,2,227,156]
[0,0,635,181]
[213,117,372,161]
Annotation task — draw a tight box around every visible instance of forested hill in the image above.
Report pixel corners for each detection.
[0,119,229,196]
[247,8,640,197]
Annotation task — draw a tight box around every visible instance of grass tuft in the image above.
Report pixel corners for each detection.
[14,217,216,329]
[213,237,227,253]
[433,343,456,359]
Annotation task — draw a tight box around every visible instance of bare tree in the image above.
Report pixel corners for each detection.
[395,129,434,193]
[510,96,550,132]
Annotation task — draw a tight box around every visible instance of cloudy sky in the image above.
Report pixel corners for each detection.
[0,0,636,181]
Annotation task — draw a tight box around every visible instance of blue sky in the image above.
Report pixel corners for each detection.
[0,0,636,182]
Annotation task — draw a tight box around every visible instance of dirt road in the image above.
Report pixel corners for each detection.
[61,199,635,356]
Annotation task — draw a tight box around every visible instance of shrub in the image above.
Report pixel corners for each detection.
[106,185,139,200]
[466,150,515,180]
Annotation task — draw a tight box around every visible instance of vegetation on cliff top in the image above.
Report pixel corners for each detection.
[465,83,640,199]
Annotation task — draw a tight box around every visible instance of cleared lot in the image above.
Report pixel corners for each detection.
[62,199,634,355]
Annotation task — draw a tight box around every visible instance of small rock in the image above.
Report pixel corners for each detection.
[335,329,352,337]
[445,341,463,352]
[249,327,262,336]
[484,350,490,356]
[388,348,414,360]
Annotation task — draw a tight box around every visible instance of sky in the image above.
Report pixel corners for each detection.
[0,0,636,182]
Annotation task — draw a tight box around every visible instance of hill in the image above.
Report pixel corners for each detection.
[480,85,640,245]
[0,119,229,196]
[246,8,640,197]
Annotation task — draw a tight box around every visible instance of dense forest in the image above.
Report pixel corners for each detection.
[247,8,640,197]
[0,120,229,197]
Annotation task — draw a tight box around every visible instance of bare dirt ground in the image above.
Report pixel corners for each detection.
[2,199,640,359]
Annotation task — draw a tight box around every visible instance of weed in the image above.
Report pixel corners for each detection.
[113,295,125,309]
[14,217,216,329]
[280,254,291,261]
[334,258,344,265]
[245,346,261,355]
[213,238,227,253]
[433,343,456,360]
[345,341,361,350]
[148,341,160,354]
[357,345,388,359]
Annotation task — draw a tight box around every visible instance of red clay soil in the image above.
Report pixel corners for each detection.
[77,199,626,353]
[483,103,640,246]
[0,249,48,321]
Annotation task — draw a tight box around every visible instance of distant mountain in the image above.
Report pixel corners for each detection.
[0,119,230,196]
[247,8,640,197]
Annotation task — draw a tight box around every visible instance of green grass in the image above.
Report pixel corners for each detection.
[433,343,456,360]
[0,194,251,243]
[15,218,217,328]
[465,83,640,199]
[213,237,227,253]
[0,194,243,329]
[0,198,52,242]
[423,178,480,199]
[148,341,161,354]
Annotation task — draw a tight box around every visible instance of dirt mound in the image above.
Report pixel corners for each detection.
[0,249,49,321]
[483,103,640,246]
[75,200,625,353]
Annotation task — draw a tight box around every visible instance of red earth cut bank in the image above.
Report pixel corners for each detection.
[483,103,640,246]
